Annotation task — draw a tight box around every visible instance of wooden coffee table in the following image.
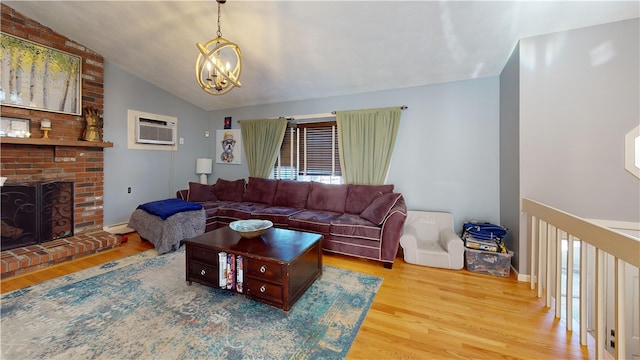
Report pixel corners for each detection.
[185,226,323,311]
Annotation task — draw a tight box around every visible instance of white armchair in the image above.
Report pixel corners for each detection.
[399,211,464,270]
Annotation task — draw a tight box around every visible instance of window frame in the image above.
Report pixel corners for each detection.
[624,124,640,179]
[273,120,343,184]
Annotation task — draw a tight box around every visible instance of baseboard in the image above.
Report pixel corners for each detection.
[103,222,135,235]
[511,265,532,282]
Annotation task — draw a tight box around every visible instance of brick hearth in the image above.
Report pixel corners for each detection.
[1,231,125,278]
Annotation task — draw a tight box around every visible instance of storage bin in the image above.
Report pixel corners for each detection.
[465,248,513,277]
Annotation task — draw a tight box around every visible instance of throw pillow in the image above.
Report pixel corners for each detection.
[344,184,394,214]
[187,182,217,202]
[273,180,310,208]
[360,192,402,225]
[306,182,348,213]
[243,177,278,205]
[214,178,246,202]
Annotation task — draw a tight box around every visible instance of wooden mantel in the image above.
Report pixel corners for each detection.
[0,137,113,148]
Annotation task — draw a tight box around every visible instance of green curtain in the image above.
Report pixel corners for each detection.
[336,107,401,185]
[240,118,287,178]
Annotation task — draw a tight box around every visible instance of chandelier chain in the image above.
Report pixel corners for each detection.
[216,2,222,38]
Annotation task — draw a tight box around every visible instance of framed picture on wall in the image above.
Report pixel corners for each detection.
[224,116,232,129]
[0,117,30,137]
[0,32,82,115]
[216,129,242,165]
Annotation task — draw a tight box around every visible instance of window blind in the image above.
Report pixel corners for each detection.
[274,121,341,179]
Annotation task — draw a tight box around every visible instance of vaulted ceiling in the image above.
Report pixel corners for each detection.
[5,1,638,111]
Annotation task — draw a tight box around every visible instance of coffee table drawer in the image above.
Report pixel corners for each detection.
[246,259,283,281]
[190,247,219,264]
[189,261,218,286]
[245,279,283,305]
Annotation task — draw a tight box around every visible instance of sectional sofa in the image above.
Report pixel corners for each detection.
[177,177,407,268]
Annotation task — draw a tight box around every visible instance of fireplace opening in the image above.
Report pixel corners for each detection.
[1,181,74,251]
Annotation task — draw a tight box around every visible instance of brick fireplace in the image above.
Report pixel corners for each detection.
[2,181,75,250]
[0,4,122,278]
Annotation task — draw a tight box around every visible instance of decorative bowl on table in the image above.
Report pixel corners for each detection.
[229,219,273,239]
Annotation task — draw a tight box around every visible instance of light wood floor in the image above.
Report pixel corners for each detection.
[1,233,592,359]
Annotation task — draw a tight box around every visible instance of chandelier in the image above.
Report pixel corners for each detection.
[195,0,242,95]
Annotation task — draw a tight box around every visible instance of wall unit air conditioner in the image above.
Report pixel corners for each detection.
[135,117,177,145]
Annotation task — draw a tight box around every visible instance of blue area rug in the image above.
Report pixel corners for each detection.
[1,249,382,359]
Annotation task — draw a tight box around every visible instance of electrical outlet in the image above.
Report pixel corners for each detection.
[179,137,184,144]
[127,187,131,194]
[205,131,210,138]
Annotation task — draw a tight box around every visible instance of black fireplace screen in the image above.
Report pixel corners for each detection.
[1,182,74,250]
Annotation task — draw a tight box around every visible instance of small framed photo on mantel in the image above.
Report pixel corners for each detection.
[0,117,31,138]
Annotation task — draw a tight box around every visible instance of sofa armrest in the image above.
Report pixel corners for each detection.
[439,228,464,269]
[399,223,418,263]
[438,228,463,251]
[176,189,188,200]
[379,196,407,265]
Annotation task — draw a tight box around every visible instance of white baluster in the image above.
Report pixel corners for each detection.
[539,220,547,299]
[531,215,538,290]
[615,258,626,360]
[566,234,574,332]
[546,223,553,308]
[580,239,588,346]
[555,226,562,319]
[596,249,605,359]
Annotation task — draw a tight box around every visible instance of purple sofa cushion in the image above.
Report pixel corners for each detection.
[214,178,246,202]
[360,192,402,225]
[250,206,303,227]
[217,202,269,221]
[288,209,342,234]
[200,201,228,219]
[273,180,310,208]
[344,184,394,214]
[306,182,348,213]
[330,213,382,241]
[187,182,217,202]
[243,177,278,205]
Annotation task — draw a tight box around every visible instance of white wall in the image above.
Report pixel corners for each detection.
[500,43,521,270]
[209,78,501,232]
[103,62,211,226]
[518,18,640,273]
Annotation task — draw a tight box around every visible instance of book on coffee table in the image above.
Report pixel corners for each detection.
[218,252,227,288]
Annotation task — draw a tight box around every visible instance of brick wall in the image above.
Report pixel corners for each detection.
[1,4,107,233]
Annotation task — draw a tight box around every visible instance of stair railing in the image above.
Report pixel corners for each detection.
[522,198,639,360]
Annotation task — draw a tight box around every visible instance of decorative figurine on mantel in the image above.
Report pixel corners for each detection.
[40,119,51,139]
[81,106,103,142]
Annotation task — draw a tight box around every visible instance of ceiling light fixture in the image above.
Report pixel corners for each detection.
[195,0,242,95]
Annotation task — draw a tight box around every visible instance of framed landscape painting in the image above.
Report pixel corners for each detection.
[0,33,82,115]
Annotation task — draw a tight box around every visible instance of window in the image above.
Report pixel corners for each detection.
[273,121,343,184]
[625,125,640,179]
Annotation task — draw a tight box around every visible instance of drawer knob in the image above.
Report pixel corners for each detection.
[260,265,267,273]
[200,269,206,276]
[260,285,266,293]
